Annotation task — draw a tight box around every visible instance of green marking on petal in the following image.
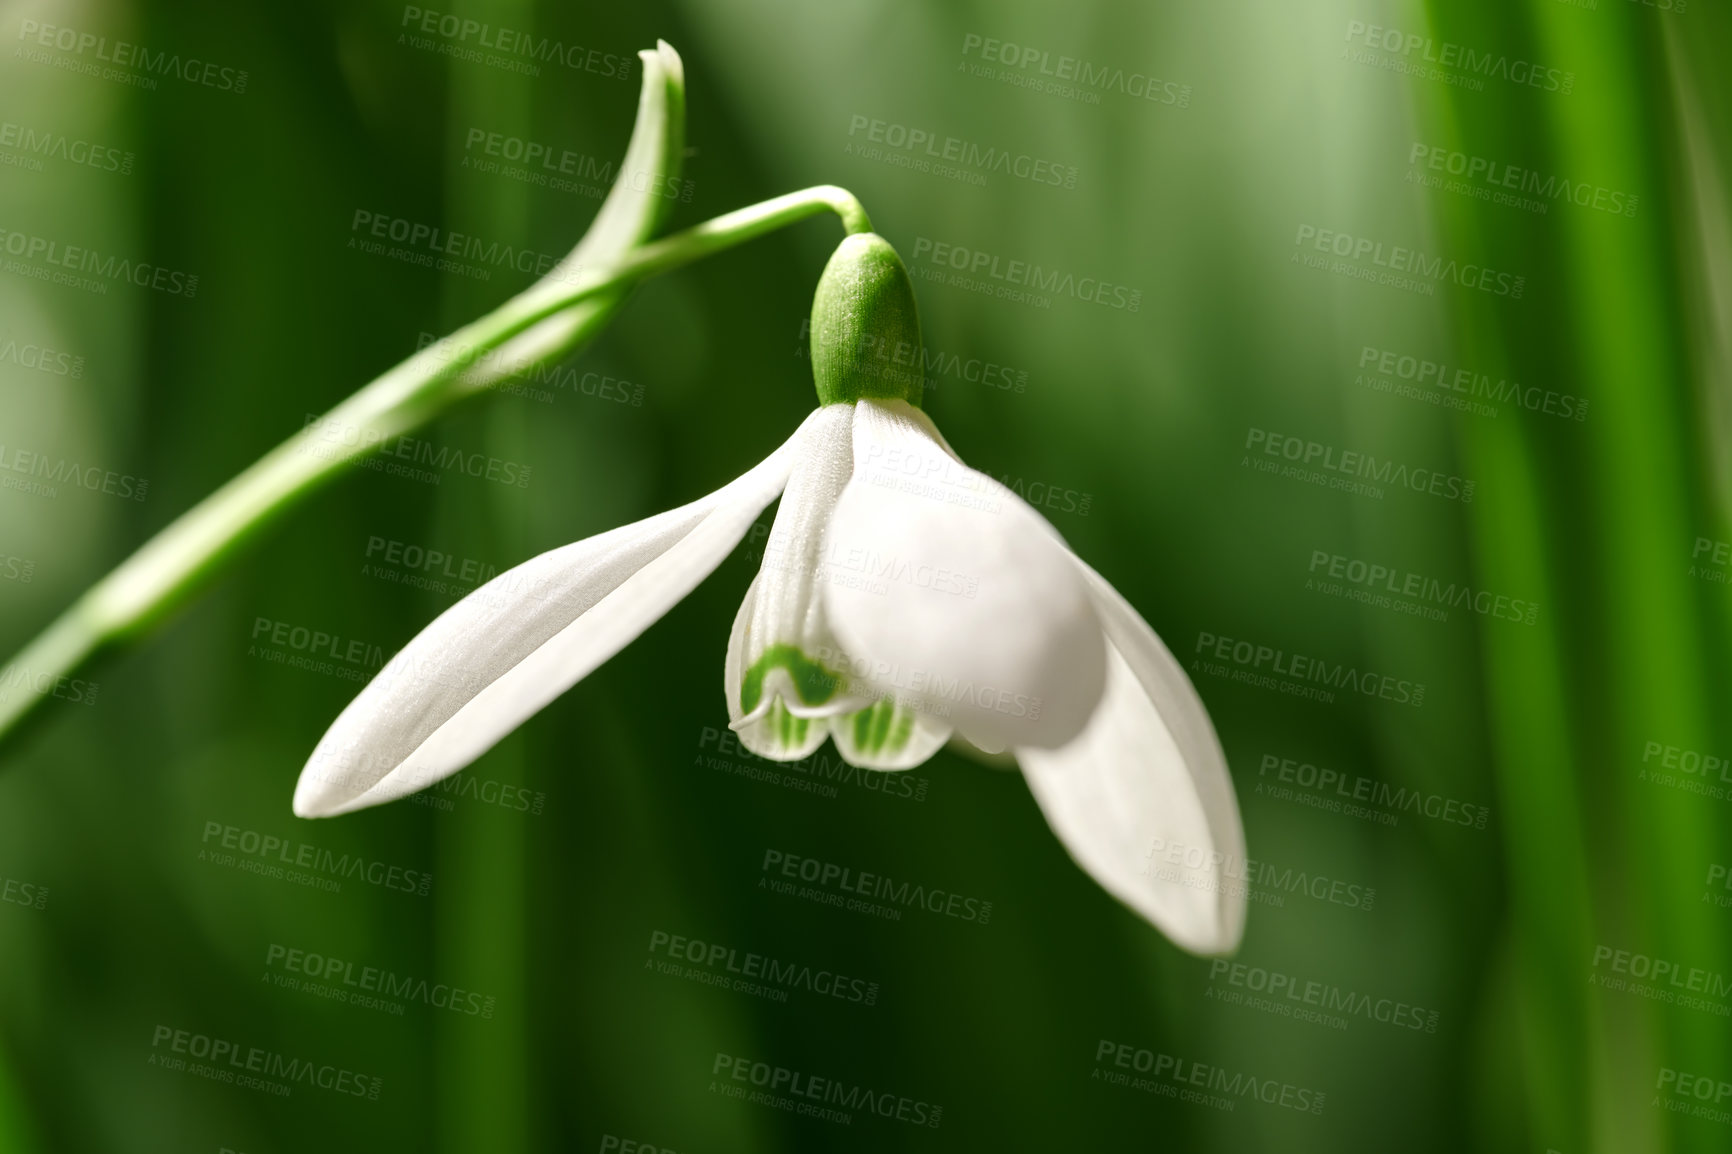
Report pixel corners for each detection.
[889,704,915,750]
[843,699,916,759]
[849,703,876,750]
[735,695,826,763]
[769,698,810,752]
[740,643,846,714]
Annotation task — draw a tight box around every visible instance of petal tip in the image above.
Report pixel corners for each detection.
[1171,914,1246,959]
[290,781,335,820]
[292,745,383,819]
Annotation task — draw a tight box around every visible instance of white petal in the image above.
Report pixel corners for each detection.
[742,403,855,657]
[1017,565,1246,955]
[821,399,1106,751]
[735,699,831,762]
[830,699,950,771]
[725,575,836,761]
[725,405,872,761]
[294,412,821,817]
[945,735,1016,769]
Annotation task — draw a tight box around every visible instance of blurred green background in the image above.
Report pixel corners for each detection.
[2,0,1730,1150]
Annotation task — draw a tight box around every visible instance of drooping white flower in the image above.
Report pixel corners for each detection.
[294,234,1247,955]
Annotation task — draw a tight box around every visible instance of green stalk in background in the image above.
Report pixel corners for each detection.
[434,9,538,1151]
[0,1041,40,1154]
[0,40,871,750]
[1421,3,1732,1151]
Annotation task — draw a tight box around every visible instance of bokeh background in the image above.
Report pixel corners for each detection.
[2,0,1730,1150]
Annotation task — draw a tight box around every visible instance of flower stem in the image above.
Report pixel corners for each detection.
[0,184,872,747]
[477,185,872,355]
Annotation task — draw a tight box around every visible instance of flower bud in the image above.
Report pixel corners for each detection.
[809,233,924,407]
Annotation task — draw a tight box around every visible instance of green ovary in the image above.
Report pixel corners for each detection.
[739,643,846,715]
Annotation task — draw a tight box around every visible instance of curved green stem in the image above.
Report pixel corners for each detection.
[0,184,871,747]
[480,185,872,351]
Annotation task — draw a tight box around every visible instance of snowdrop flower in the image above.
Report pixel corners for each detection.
[294,233,1246,955]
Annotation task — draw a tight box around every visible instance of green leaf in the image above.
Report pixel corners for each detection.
[456,40,688,395]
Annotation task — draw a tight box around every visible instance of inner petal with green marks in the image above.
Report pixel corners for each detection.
[830,697,951,771]
[755,698,819,760]
[739,642,848,715]
[723,402,953,770]
[724,404,869,761]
